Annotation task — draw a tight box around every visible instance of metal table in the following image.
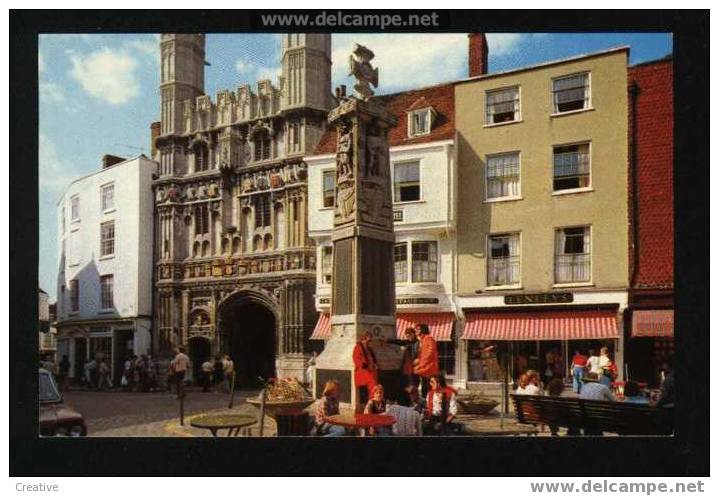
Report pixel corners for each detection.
[190,414,257,437]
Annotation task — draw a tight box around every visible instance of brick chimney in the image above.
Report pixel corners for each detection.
[150,121,161,159]
[468,33,489,77]
[102,154,126,169]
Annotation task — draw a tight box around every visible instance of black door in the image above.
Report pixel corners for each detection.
[188,337,211,385]
[226,301,276,387]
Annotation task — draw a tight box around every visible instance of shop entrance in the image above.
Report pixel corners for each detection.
[188,337,211,384]
[219,295,276,388]
[73,338,86,382]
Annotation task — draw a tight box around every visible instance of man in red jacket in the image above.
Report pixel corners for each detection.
[353,331,378,408]
[413,324,439,395]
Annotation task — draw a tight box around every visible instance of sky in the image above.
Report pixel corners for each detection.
[38,32,672,300]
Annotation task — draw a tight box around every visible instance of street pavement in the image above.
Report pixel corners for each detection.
[63,388,262,437]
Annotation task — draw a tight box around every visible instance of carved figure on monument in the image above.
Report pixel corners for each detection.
[241,177,255,193]
[335,182,356,223]
[348,44,379,100]
[366,133,386,178]
[336,120,354,181]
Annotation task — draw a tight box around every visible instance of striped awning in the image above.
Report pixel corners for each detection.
[309,313,331,340]
[309,312,455,341]
[396,313,455,342]
[631,310,674,338]
[462,309,618,341]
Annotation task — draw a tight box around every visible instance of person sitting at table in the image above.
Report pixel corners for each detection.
[546,378,565,436]
[423,374,458,435]
[579,373,615,436]
[353,331,379,408]
[314,380,346,437]
[515,373,541,395]
[364,384,392,436]
[623,380,649,404]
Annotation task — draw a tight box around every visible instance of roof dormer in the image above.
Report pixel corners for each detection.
[406,97,436,138]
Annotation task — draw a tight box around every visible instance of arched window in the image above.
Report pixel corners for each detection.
[253,234,262,252]
[201,241,210,257]
[221,238,230,254]
[264,233,273,251]
[242,207,252,252]
[194,204,209,235]
[253,130,271,161]
[192,241,200,258]
[232,237,240,254]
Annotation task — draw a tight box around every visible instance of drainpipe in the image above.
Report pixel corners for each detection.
[629,80,641,291]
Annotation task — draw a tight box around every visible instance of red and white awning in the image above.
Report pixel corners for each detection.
[396,313,455,342]
[631,310,673,338]
[309,313,331,340]
[309,312,455,342]
[462,309,618,341]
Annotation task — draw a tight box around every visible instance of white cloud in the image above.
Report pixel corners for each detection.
[69,48,140,105]
[39,82,65,103]
[39,134,84,199]
[235,59,281,83]
[486,33,524,56]
[332,34,466,92]
[125,38,158,60]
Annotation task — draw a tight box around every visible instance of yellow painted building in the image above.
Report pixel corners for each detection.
[453,47,630,389]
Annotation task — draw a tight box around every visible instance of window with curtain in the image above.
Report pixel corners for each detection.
[100,275,114,309]
[553,143,590,191]
[552,73,590,113]
[486,86,520,124]
[393,162,420,202]
[412,241,438,282]
[322,245,333,284]
[488,233,520,286]
[100,221,115,257]
[322,171,335,208]
[486,152,520,200]
[394,242,407,283]
[555,226,591,283]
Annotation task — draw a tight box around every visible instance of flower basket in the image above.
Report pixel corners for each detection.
[457,396,499,415]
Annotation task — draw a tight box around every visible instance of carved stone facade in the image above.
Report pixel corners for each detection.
[153,33,332,381]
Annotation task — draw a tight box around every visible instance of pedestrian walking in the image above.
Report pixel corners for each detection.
[83,357,97,390]
[385,327,420,404]
[201,358,213,392]
[222,354,235,393]
[213,355,224,390]
[352,331,378,407]
[305,352,317,392]
[413,324,439,397]
[570,349,588,393]
[170,347,190,398]
[97,359,111,390]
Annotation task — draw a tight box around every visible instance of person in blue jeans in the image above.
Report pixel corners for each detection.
[570,349,588,394]
[314,380,346,437]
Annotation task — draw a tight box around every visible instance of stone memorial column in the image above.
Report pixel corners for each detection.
[314,44,403,411]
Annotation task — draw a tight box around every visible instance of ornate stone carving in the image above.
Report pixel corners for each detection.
[348,44,379,100]
[335,182,356,224]
[336,120,354,181]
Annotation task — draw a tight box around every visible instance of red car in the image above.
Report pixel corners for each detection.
[39,368,87,437]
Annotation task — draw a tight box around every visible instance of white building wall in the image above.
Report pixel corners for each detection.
[307,140,457,313]
[56,156,157,322]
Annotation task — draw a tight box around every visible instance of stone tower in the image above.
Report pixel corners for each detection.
[158,34,206,173]
[281,34,332,112]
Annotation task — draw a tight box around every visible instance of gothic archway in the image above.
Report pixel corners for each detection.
[217,290,278,387]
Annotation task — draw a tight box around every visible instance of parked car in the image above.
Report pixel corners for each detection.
[39,368,87,437]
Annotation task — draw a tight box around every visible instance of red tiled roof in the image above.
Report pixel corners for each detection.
[313,82,455,155]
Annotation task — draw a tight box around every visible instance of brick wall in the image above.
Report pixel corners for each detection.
[628,59,674,289]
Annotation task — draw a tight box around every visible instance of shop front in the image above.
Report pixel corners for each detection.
[625,309,674,388]
[461,306,622,389]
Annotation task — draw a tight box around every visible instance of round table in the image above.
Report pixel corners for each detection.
[326,413,396,436]
[190,414,257,437]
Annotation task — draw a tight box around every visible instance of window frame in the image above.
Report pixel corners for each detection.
[407,108,432,138]
[100,220,115,258]
[321,245,333,285]
[485,85,521,125]
[485,151,522,201]
[486,232,521,288]
[551,72,591,115]
[411,240,438,283]
[70,195,80,222]
[393,242,408,284]
[100,274,114,310]
[392,160,422,204]
[101,182,115,212]
[552,141,592,193]
[321,170,336,208]
[554,225,592,285]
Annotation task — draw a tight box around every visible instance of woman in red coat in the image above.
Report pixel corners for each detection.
[353,332,378,407]
[413,324,439,395]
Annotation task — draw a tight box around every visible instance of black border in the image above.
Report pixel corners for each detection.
[10,10,709,476]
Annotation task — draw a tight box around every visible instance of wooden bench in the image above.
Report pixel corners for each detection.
[511,394,674,435]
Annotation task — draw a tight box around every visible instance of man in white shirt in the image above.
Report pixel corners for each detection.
[170,347,190,397]
[222,354,235,393]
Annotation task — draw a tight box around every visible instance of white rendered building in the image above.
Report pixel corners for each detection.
[55,155,157,384]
